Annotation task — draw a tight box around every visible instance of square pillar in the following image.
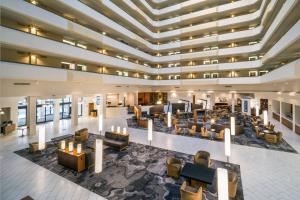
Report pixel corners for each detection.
[27,96,37,135]
[279,101,282,123]
[71,95,78,126]
[53,98,60,127]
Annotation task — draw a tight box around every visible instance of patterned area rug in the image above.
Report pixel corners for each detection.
[15,134,243,200]
[127,118,297,154]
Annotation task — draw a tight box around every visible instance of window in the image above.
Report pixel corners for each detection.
[259,70,268,76]
[248,56,258,61]
[211,73,219,78]
[203,73,210,79]
[36,99,54,124]
[17,99,27,127]
[249,71,258,77]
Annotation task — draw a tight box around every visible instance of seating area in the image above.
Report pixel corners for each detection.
[15,140,244,200]
[127,108,297,153]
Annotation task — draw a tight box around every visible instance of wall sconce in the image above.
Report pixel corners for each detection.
[77,143,82,154]
[263,110,268,126]
[148,119,153,145]
[95,139,103,173]
[38,126,46,150]
[230,117,235,136]
[224,128,231,162]
[167,112,171,128]
[68,141,73,152]
[30,54,37,64]
[217,168,229,200]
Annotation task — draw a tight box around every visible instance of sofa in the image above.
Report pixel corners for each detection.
[103,131,129,151]
[75,128,89,142]
[166,157,182,179]
[1,121,16,135]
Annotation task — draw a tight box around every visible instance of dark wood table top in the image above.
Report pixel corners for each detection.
[181,162,216,185]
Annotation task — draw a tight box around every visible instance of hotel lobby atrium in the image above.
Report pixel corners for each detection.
[1,0,300,199]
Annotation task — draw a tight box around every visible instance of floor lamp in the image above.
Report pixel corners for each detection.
[98,113,103,135]
[224,128,231,163]
[217,168,229,200]
[230,116,235,142]
[148,119,153,146]
[95,139,103,173]
[38,126,46,150]
[167,112,171,129]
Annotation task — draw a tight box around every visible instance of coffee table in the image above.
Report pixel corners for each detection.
[181,162,216,185]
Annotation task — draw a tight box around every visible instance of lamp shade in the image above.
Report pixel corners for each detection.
[68,141,73,152]
[77,143,82,154]
[61,140,66,150]
[38,126,46,150]
[217,168,229,200]
[117,126,121,133]
[263,110,268,126]
[225,128,231,157]
[95,139,103,173]
[148,119,153,141]
[167,112,171,128]
[111,125,115,132]
[123,127,127,134]
[230,117,235,136]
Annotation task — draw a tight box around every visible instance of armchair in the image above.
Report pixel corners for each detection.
[166,157,182,179]
[189,125,196,136]
[255,127,264,139]
[75,128,89,142]
[277,131,283,142]
[180,181,202,200]
[215,130,224,140]
[175,124,182,135]
[194,151,211,167]
[200,127,210,138]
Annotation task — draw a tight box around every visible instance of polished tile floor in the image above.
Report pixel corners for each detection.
[1,111,300,200]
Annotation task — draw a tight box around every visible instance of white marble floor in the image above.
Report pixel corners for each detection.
[1,112,300,200]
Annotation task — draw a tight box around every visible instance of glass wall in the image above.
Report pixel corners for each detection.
[36,99,54,124]
[17,99,27,127]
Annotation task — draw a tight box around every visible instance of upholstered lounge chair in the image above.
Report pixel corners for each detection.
[29,142,47,153]
[228,171,238,198]
[189,125,196,136]
[255,127,264,139]
[166,157,182,179]
[180,181,203,200]
[200,127,210,138]
[194,151,211,167]
[75,128,89,142]
[215,130,224,140]
[175,124,182,135]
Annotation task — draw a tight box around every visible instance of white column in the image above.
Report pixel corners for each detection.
[53,98,60,128]
[293,104,296,132]
[83,97,89,117]
[27,96,37,135]
[279,101,282,123]
[71,95,78,127]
